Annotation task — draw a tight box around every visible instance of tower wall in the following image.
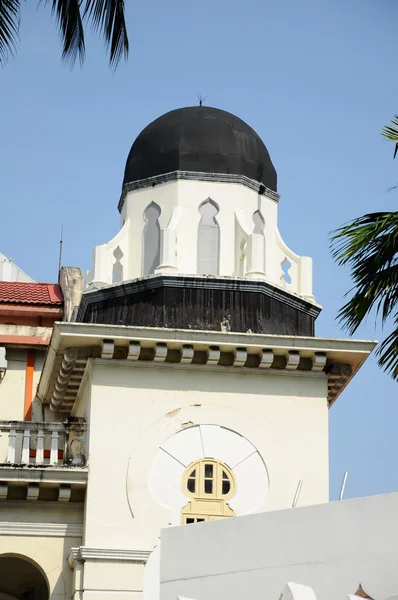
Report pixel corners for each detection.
[82,361,329,551]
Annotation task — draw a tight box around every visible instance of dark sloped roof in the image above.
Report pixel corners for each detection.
[123,106,277,192]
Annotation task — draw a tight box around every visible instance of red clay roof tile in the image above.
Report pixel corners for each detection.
[0,282,63,305]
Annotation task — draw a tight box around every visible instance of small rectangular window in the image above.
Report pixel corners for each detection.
[186,518,195,524]
[204,479,213,494]
[205,464,213,478]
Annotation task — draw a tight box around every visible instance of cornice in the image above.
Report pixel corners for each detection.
[38,322,376,412]
[68,546,151,568]
[48,321,377,354]
[0,521,83,537]
[0,466,88,485]
[118,170,280,212]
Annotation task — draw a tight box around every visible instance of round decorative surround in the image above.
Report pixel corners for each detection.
[148,424,268,522]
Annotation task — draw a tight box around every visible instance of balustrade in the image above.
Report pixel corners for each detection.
[0,419,86,467]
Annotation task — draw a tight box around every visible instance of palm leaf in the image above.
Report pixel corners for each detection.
[330,211,398,379]
[381,115,398,158]
[48,0,85,66]
[0,0,20,67]
[83,0,128,68]
[1,0,128,67]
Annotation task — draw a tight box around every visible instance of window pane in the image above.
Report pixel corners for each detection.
[186,518,194,524]
[187,478,195,493]
[205,464,213,478]
[204,479,213,494]
[190,469,196,478]
[222,480,230,495]
[222,471,229,480]
[197,518,205,522]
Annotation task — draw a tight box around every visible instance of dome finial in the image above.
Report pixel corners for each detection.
[197,93,207,107]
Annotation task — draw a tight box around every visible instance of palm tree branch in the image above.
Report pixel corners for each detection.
[0,0,20,67]
[381,116,398,158]
[375,312,398,379]
[330,210,398,331]
[48,0,85,66]
[82,0,128,67]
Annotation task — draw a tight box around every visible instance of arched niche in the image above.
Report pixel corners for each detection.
[112,246,124,283]
[142,202,161,276]
[0,554,49,600]
[239,238,247,277]
[252,210,265,234]
[197,199,220,275]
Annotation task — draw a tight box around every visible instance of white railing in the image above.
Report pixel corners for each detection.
[0,420,86,467]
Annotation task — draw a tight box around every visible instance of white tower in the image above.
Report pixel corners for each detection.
[37,106,374,600]
[85,107,314,307]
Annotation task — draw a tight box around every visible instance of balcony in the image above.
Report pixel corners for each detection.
[0,419,88,502]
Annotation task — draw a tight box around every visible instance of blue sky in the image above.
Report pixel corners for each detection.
[1,0,397,500]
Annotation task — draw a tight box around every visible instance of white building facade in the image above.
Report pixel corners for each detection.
[0,106,376,600]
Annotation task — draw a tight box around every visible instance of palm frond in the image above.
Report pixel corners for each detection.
[376,313,398,379]
[330,211,398,379]
[83,0,128,68]
[49,0,85,66]
[381,115,398,158]
[0,0,20,67]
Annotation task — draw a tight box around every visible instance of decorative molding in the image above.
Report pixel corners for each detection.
[0,420,65,432]
[327,363,353,407]
[259,349,274,369]
[58,484,72,502]
[118,170,280,212]
[312,353,327,371]
[41,343,358,412]
[0,521,83,537]
[0,466,88,485]
[0,483,7,499]
[233,347,247,367]
[68,546,151,568]
[38,322,376,411]
[50,347,78,411]
[50,348,88,413]
[101,340,115,359]
[181,345,194,364]
[127,341,141,361]
[27,483,40,501]
[154,343,168,362]
[207,346,221,364]
[286,351,300,370]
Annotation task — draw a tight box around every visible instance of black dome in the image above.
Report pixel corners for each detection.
[122,106,277,192]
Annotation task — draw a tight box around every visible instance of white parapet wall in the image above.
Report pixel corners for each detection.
[158,492,398,600]
[176,583,398,600]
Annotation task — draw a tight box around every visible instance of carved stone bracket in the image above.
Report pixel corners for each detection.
[327,363,352,407]
[64,417,87,466]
